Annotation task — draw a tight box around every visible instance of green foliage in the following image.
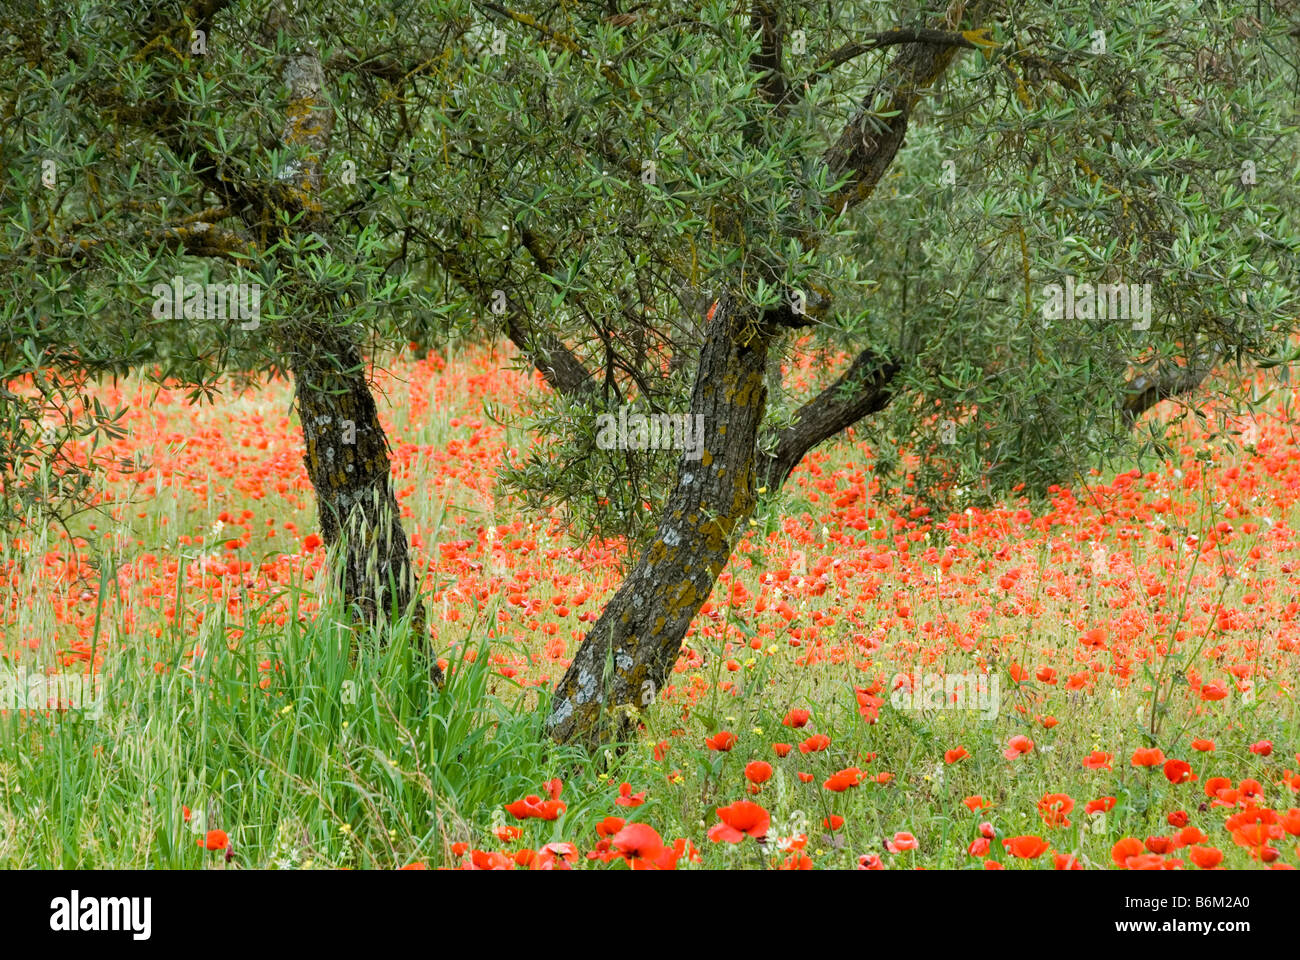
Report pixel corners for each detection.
[448,1,1298,526]
[1,0,1297,540]
[0,1,461,529]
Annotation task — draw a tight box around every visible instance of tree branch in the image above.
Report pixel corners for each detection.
[426,232,598,397]
[795,27,988,99]
[822,2,993,216]
[18,218,254,264]
[1122,350,1220,428]
[749,1,789,107]
[758,345,900,489]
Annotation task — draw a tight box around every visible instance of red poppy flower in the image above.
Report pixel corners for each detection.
[615,782,646,807]
[1082,750,1113,770]
[1038,793,1075,828]
[1086,796,1117,815]
[1177,828,1208,849]
[464,850,513,870]
[782,708,811,728]
[536,842,579,870]
[799,733,831,754]
[1111,837,1144,867]
[504,795,566,821]
[1163,759,1195,784]
[1125,853,1168,870]
[708,801,770,843]
[596,816,626,838]
[1130,747,1165,767]
[1188,845,1223,869]
[1003,835,1050,859]
[1203,776,1232,799]
[1199,681,1229,702]
[1145,835,1177,854]
[199,829,229,851]
[944,747,970,764]
[611,823,665,866]
[1003,735,1033,760]
[745,761,773,785]
[705,730,737,751]
[885,831,918,853]
[823,767,863,792]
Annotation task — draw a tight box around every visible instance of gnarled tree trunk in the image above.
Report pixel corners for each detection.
[43,5,430,640]
[544,3,985,748]
[268,40,430,658]
[545,298,771,749]
[292,327,418,627]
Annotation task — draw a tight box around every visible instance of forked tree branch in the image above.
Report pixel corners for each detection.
[794,27,990,100]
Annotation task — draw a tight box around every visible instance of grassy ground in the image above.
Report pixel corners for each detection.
[1,345,1297,869]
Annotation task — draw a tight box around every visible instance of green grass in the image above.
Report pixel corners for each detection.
[0,587,592,868]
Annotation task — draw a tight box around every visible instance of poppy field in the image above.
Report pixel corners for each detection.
[1,344,1298,871]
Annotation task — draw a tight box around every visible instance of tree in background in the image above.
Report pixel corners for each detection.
[1,2,466,673]
[413,1,1297,747]
[3,1,1297,749]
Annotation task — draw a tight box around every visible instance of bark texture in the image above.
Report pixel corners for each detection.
[293,331,418,625]
[271,39,428,648]
[545,299,771,748]
[823,6,977,212]
[102,6,428,643]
